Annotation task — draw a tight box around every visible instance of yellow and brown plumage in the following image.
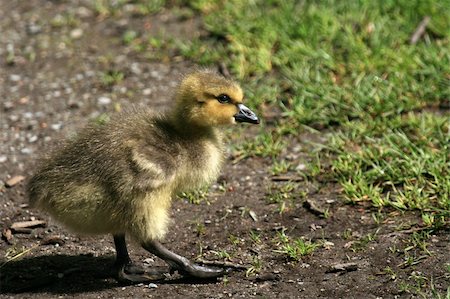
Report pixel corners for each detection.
[27,69,259,282]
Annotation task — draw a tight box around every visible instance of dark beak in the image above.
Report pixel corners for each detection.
[234,104,259,124]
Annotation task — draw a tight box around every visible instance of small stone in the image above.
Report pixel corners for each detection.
[296,164,306,171]
[150,71,161,79]
[21,148,33,154]
[27,23,42,35]
[130,63,142,75]
[3,101,14,111]
[28,135,38,143]
[76,7,92,18]
[249,210,258,222]
[148,283,158,289]
[326,262,358,273]
[51,123,62,131]
[19,96,29,104]
[9,115,19,122]
[70,28,83,39]
[0,156,7,163]
[143,88,152,96]
[9,74,21,82]
[143,258,154,264]
[23,112,33,119]
[97,96,111,105]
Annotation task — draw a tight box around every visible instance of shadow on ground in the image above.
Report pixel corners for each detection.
[0,254,223,294]
[0,255,117,294]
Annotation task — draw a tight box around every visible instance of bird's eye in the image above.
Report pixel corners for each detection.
[216,94,231,104]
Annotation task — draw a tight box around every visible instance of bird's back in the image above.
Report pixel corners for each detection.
[27,108,224,210]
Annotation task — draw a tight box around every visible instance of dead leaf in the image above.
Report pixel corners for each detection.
[5,175,25,188]
[2,228,13,244]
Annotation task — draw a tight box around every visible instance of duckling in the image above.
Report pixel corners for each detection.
[27,69,259,283]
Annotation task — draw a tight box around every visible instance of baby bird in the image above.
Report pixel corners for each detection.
[27,69,259,283]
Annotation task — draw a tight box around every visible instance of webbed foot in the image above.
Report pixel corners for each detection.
[143,240,231,279]
[116,263,166,284]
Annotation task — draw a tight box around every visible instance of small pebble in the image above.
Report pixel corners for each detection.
[296,164,306,171]
[0,156,7,163]
[9,115,19,122]
[9,74,21,82]
[27,24,42,35]
[3,101,14,111]
[51,123,62,131]
[28,135,38,143]
[98,96,112,105]
[76,7,92,18]
[70,28,83,39]
[23,112,34,119]
[130,63,142,75]
[21,148,33,154]
[19,96,29,104]
[148,283,158,289]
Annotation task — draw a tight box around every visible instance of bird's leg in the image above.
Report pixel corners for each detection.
[113,234,165,283]
[142,240,228,279]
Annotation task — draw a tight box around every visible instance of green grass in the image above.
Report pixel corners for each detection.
[178,186,210,204]
[172,0,449,225]
[274,231,319,261]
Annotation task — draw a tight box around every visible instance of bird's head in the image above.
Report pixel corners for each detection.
[173,70,259,128]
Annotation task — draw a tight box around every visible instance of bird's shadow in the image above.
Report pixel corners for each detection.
[0,254,220,294]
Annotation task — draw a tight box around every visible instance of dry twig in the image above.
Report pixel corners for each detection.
[410,16,430,45]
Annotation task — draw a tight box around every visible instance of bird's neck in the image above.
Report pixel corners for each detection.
[167,113,221,143]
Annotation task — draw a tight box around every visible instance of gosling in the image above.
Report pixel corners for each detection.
[27,69,259,283]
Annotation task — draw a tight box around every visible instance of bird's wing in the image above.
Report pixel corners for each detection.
[127,143,176,190]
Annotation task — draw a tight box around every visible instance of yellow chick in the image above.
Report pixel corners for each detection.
[27,69,259,283]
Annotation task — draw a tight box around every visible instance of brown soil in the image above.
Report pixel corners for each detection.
[1,1,448,298]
